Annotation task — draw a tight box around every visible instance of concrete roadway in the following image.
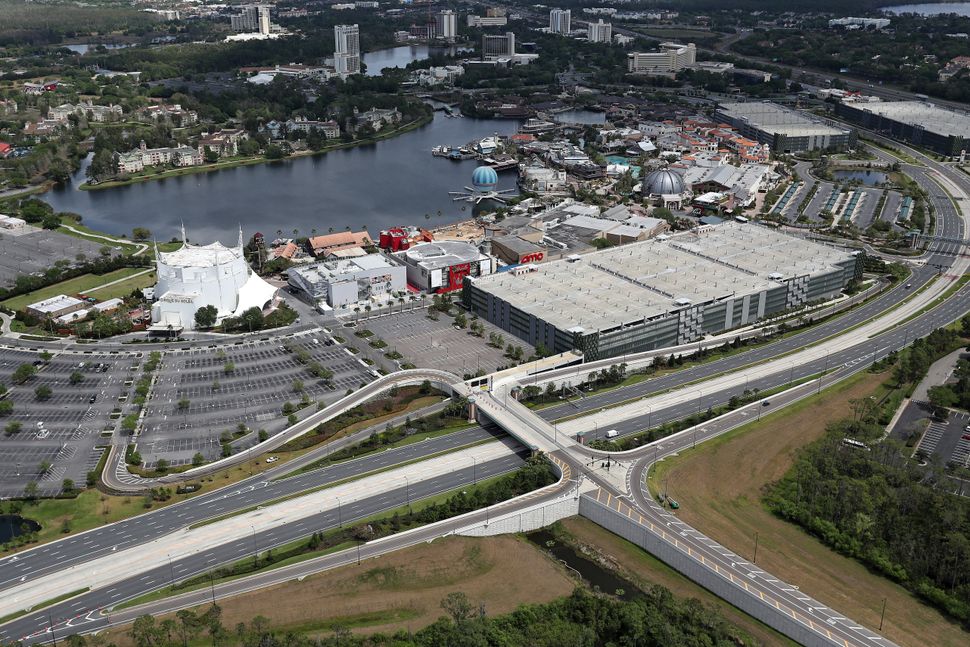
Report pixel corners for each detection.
[623,366,900,647]
[0,425,501,591]
[0,450,526,645]
[2,174,962,640]
[1,126,966,645]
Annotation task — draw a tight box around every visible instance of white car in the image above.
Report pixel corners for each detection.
[266,456,279,463]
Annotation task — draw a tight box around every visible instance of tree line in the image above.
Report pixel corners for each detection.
[765,323,970,624]
[62,582,756,647]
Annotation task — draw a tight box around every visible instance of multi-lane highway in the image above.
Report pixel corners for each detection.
[0,424,501,589]
[1,136,967,645]
[0,449,526,644]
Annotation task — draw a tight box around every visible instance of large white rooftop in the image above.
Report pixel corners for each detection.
[848,100,970,139]
[159,242,243,268]
[471,222,855,334]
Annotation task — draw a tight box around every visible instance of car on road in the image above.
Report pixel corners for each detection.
[266,456,279,463]
[905,283,912,289]
[762,400,771,407]
[606,429,619,438]
[88,395,97,404]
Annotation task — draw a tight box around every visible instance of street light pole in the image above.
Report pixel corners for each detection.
[404,476,411,512]
[251,525,258,569]
[879,597,887,631]
[753,532,759,564]
[48,612,57,647]
[336,495,342,527]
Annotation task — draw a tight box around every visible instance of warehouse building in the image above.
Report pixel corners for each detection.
[288,254,406,309]
[464,222,861,360]
[26,294,86,320]
[395,241,494,293]
[834,100,970,157]
[715,102,856,153]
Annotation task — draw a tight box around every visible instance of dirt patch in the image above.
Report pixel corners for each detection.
[652,371,969,647]
[103,535,574,643]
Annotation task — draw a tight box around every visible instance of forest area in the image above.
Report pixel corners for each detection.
[69,587,758,647]
[765,326,970,625]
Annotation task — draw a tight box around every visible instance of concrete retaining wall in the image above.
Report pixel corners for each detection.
[578,494,837,647]
[456,493,579,537]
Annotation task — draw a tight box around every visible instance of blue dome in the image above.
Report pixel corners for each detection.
[472,166,498,190]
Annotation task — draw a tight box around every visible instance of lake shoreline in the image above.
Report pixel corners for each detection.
[78,113,434,192]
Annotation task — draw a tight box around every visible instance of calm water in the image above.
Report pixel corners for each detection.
[553,109,607,125]
[884,3,970,16]
[0,515,40,543]
[833,169,889,186]
[44,114,520,244]
[363,45,471,76]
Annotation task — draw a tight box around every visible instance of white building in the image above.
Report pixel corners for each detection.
[334,24,361,77]
[467,15,507,27]
[116,141,203,174]
[829,17,890,30]
[628,42,696,75]
[482,32,515,60]
[150,229,277,332]
[396,241,494,293]
[412,65,465,86]
[436,10,458,41]
[287,254,406,309]
[231,4,274,34]
[549,8,571,34]
[587,19,612,43]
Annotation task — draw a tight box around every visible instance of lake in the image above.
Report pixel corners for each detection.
[363,44,471,77]
[833,169,889,186]
[0,514,40,543]
[884,3,970,16]
[43,114,521,244]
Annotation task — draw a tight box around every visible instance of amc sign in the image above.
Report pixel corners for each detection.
[520,252,544,263]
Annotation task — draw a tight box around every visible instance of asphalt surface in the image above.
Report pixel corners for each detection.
[0,450,526,645]
[0,425,500,590]
[1,128,967,645]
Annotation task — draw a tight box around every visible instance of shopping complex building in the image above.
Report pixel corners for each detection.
[463,222,861,359]
[715,102,856,153]
[833,100,970,157]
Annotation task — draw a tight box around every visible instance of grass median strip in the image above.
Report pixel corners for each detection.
[189,437,496,530]
[115,459,555,612]
[0,588,90,624]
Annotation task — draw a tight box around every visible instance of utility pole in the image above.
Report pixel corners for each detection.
[879,598,887,631]
[48,612,57,647]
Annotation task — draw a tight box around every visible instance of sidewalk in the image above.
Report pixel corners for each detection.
[911,347,965,403]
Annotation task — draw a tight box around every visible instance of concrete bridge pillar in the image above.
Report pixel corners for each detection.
[466,395,477,423]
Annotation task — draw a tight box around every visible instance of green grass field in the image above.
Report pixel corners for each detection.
[1,267,150,311]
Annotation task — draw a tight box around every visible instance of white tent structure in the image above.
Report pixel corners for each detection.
[150,226,277,332]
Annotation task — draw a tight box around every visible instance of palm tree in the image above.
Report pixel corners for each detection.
[353,307,360,323]
[398,296,405,312]
[328,227,334,233]
[292,228,299,239]
[311,228,317,239]
[364,305,371,319]
[276,229,283,240]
